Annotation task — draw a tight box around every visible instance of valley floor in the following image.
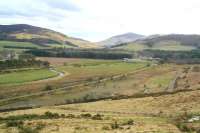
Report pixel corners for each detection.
[0,58,200,132]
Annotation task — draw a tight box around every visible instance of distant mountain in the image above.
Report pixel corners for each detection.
[98,33,145,47]
[113,34,200,51]
[0,24,98,48]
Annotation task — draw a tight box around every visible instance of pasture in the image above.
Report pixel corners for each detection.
[0,69,58,85]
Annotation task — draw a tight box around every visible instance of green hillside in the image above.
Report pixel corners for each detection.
[114,41,196,51]
[0,24,98,48]
[113,35,200,51]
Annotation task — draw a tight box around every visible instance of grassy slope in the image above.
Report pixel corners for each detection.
[0,69,57,85]
[114,41,196,51]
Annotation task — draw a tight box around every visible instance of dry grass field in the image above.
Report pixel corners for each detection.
[0,88,199,133]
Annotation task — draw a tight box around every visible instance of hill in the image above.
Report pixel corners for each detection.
[98,32,145,47]
[113,34,200,51]
[0,24,98,48]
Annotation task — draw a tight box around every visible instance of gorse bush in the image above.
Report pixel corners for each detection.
[1,111,64,122]
[6,120,24,127]
[80,113,92,118]
[66,114,76,118]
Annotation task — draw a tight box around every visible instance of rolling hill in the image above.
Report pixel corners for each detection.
[0,24,98,48]
[98,32,145,47]
[112,34,200,51]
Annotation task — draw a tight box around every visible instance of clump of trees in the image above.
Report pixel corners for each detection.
[0,50,16,60]
[0,54,49,70]
[139,50,200,64]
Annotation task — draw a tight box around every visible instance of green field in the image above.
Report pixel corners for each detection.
[114,43,148,51]
[0,41,44,51]
[0,69,58,85]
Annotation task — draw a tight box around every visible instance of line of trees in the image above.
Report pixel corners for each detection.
[3,46,38,50]
[26,48,133,59]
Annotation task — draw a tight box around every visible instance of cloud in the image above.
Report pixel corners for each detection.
[42,0,80,11]
[1,0,200,41]
[0,0,80,19]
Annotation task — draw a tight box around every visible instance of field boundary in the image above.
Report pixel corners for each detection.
[0,87,200,113]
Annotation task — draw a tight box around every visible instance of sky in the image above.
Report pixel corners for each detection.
[0,0,200,41]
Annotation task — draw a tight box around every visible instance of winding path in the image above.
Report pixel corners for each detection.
[29,67,69,84]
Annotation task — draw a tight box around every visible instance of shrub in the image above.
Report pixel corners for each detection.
[61,114,66,118]
[66,114,76,118]
[122,119,134,125]
[44,111,59,119]
[6,120,24,127]
[80,113,92,118]
[35,123,46,130]
[92,114,103,120]
[44,85,53,91]
[176,123,195,132]
[102,125,110,130]
[111,121,119,129]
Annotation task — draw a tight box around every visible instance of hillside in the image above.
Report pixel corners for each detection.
[0,24,98,48]
[98,32,145,47]
[113,34,200,51]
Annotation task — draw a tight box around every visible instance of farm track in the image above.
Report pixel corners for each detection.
[165,70,183,92]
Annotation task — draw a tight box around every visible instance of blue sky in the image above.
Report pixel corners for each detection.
[1,0,200,41]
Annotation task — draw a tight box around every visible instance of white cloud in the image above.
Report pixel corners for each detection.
[0,0,200,41]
